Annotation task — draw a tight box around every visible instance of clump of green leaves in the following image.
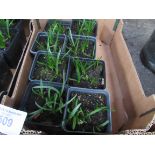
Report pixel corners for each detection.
[0,19,14,38]
[70,58,100,85]
[66,29,95,58]
[0,30,11,49]
[37,50,68,82]
[28,77,76,121]
[36,27,63,53]
[45,20,67,34]
[0,20,15,49]
[73,19,96,36]
[66,94,109,132]
[0,31,6,48]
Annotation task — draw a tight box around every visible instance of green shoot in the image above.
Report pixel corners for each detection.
[74,19,96,36]
[46,20,66,34]
[70,58,100,86]
[37,50,64,81]
[66,93,109,132]
[67,29,95,58]
[0,31,6,48]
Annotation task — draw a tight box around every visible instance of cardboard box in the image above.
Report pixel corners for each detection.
[1,19,155,134]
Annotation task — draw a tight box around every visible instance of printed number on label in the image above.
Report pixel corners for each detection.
[0,116,13,127]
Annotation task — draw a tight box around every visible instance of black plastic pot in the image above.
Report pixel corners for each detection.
[19,81,68,134]
[65,34,96,59]
[30,32,67,55]
[68,57,106,89]
[14,20,26,48]
[29,51,70,86]
[71,19,97,37]
[0,28,23,68]
[44,19,72,33]
[62,87,112,134]
[0,52,12,93]
[140,30,155,73]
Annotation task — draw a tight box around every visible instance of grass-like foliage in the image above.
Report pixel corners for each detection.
[46,20,67,34]
[66,94,109,132]
[66,29,95,57]
[36,27,63,53]
[28,74,76,120]
[70,58,100,85]
[73,19,96,36]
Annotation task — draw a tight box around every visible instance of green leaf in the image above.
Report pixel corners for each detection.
[28,108,43,118]
[34,101,51,111]
[87,106,107,118]
[69,103,81,120]
[69,28,74,46]
[74,59,81,83]
[60,70,66,96]
[56,50,61,75]
[0,31,5,48]
[33,85,60,96]
[55,95,77,112]
[98,120,109,127]
[72,116,77,130]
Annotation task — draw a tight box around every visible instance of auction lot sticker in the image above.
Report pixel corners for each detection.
[0,104,27,135]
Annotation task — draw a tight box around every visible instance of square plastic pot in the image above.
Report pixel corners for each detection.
[19,81,68,134]
[65,34,96,59]
[62,87,112,134]
[30,32,67,55]
[68,57,106,89]
[29,51,70,86]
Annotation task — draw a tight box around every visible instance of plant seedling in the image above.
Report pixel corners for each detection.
[45,20,68,34]
[66,29,95,58]
[0,31,6,48]
[0,19,14,38]
[32,48,70,83]
[36,28,63,53]
[36,50,68,82]
[72,19,97,36]
[66,93,109,132]
[28,75,77,123]
[0,30,11,49]
[70,58,100,86]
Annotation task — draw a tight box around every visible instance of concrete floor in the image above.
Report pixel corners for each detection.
[123,19,155,96]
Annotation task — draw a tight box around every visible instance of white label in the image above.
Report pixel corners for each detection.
[0,104,27,135]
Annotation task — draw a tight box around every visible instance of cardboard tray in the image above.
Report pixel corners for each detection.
[1,19,155,134]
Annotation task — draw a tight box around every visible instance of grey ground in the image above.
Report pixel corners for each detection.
[123,19,155,96]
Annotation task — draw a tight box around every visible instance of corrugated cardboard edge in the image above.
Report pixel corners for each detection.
[120,113,155,135]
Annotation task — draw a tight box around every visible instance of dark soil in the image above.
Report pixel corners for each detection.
[66,92,108,133]
[25,86,66,132]
[31,54,68,83]
[71,19,97,36]
[0,53,12,92]
[66,38,95,59]
[69,60,104,89]
[33,35,65,53]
